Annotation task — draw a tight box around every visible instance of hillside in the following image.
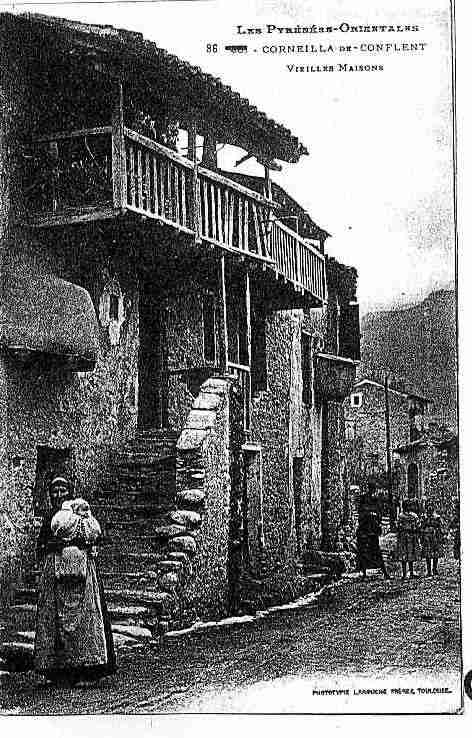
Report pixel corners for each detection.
[360,289,457,427]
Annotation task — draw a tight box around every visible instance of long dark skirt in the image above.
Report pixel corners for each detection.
[34,554,116,682]
[356,533,385,571]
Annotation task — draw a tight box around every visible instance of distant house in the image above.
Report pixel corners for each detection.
[0,12,360,630]
[344,377,429,489]
[394,425,458,523]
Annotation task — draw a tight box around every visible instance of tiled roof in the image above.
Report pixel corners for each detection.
[354,377,429,402]
[2,12,308,163]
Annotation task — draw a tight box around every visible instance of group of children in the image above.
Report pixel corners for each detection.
[355,495,450,580]
[396,499,445,579]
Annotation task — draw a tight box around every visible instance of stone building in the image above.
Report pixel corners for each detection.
[0,13,360,631]
[394,426,458,524]
[344,377,429,492]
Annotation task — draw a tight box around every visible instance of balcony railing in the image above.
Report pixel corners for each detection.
[23,127,326,303]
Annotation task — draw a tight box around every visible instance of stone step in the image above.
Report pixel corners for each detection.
[111,623,152,641]
[303,565,332,576]
[13,587,37,605]
[100,571,159,589]
[0,620,156,673]
[101,489,172,500]
[111,464,175,477]
[103,588,175,616]
[304,572,330,586]
[114,445,175,454]
[8,587,165,633]
[0,640,34,672]
[100,519,169,539]
[7,597,163,634]
[108,604,154,622]
[100,535,163,553]
[97,551,165,569]
[8,604,37,631]
[112,446,176,459]
[92,503,170,517]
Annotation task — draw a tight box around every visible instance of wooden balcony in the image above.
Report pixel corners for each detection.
[22,127,326,304]
[313,353,358,401]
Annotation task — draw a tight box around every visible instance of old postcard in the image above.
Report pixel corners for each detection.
[0,0,465,720]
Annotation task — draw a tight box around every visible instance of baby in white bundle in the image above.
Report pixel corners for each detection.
[51,498,101,579]
[52,497,101,544]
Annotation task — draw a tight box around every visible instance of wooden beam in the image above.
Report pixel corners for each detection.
[264,165,273,201]
[218,255,229,373]
[202,129,217,169]
[245,269,252,430]
[111,79,127,211]
[188,121,201,243]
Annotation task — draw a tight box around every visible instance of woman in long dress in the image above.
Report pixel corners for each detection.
[34,476,116,686]
[396,499,421,579]
[356,509,390,580]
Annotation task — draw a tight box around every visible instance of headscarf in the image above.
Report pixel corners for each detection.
[50,476,70,490]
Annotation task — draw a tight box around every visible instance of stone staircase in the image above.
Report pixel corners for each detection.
[0,428,208,672]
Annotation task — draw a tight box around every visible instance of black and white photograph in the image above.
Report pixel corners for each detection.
[0,0,464,719]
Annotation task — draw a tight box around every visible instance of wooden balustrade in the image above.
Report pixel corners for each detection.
[270,219,325,299]
[25,127,326,303]
[123,128,194,233]
[199,167,272,259]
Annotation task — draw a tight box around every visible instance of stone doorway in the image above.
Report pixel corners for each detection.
[138,284,168,429]
[407,462,419,498]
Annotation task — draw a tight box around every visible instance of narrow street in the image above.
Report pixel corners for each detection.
[0,557,462,714]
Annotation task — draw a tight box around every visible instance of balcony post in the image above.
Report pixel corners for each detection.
[264,165,272,201]
[218,255,229,373]
[188,121,201,243]
[202,130,217,170]
[111,77,126,211]
[245,269,252,430]
[264,165,275,259]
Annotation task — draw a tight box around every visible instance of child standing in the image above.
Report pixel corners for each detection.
[396,499,421,579]
[421,502,444,576]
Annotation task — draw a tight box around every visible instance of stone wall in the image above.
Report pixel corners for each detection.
[249,308,324,599]
[174,377,232,620]
[321,400,349,548]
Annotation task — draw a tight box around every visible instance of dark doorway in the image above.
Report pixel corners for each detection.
[407,462,419,498]
[34,446,75,515]
[138,284,168,429]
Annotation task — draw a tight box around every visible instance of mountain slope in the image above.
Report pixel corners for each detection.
[360,289,457,427]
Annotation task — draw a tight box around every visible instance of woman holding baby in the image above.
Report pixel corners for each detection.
[34,476,116,686]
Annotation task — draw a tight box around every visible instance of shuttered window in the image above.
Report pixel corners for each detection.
[339,301,361,360]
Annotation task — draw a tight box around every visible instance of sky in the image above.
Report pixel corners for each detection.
[3,0,455,313]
